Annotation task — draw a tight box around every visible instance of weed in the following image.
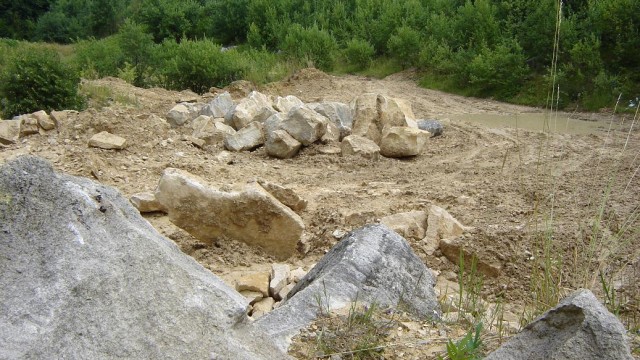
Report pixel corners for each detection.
[437,322,484,360]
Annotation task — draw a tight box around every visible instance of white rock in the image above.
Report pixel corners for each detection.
[88,131,127,150]
[311,102,353,139]
[340,135,380,160]
[350,93,379,143]
[289,267,307,283]
[275,283,295,301]
[279,106,327,146]
[231,91,273,130]
[380,126,428,158]
[201,92,235,118]
[154,168,305,260]
[269,264,291,297]
[192,117,236,145]
[265,130,302,159]
[321,121,341,144]
[224,122,264,152]
[273,95,304,113]
[166,104,194,127]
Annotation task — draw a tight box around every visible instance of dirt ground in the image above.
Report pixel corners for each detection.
[2,69,638,358]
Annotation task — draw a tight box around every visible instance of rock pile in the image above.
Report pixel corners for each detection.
[0,110,65,145]
[165,90,437,159]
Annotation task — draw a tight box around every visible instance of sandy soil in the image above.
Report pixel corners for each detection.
[2,69,638,358]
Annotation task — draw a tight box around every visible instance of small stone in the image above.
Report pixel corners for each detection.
[0,119,22,145]
[251,297,276,319]
[166,104,193,127]
[240,290,264,305]
[269,264,291,297]
[33,110,55,131]
[289,267,307,283]
[257,179,307,212]
[130,192,165,213]
[341,135,380,160]
[88,131,127,150]
[236,272,270,297]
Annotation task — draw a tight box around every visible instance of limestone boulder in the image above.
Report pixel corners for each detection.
[88,131,127,150]
[231,91,273,130]
[166,103,195,127]
[486,289,633,360]
[0,120,21,145]
[341,135,380,160]
[380,210,428,241]
[263,113,284,142]
[380,126,428,158]
[33,110,55,130]
[129,192,165,213]
[350,93,380,142]
[311,102,353,139]
[252,297,276,319]
[0,156,288,359]
[321,121,341,144]
[236,272,270,297]
[256,224,441,351]
[273,95,304,113]
[269,264,291,297]
[201,91,235,118]
[279,106,327,146]
[50,110,70,127]
[426,205,467,242]
[265,130,302,159]
[224,121,264,152]
[192,116,236,145]
[154,168,305,260]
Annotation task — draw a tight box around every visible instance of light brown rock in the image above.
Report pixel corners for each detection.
[224,121,264,152]
[273,95,304,113]
[251,297,276,319]
[0,120,21,145]
[350,93,380,143]
[19,115,39,137]
[321,121,341,144]
[32,110,55,130]
[231,91,273,130]
[380,126,428,158]
[380,210,428,241]
[50,110,69,127]
[289,267,307,283]
[275,283,295,301]
[265,130,302,159]
[192,117,236,145]
[88,131,127,150]
[154,168,305,259]
[236,272,270,296]
[257,179,307,212]
[341,135,380,160]
[240,290,264,305]
[130,192,165,213]
[439,237,502,277]
[166,103,193,127]
[279,106,327,146]
[426,205,467,242]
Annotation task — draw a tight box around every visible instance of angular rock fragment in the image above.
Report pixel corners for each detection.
[154,168,304,259]
[166,103,193,127]
[311,102,353,139]
[33,110,55,130]
[265,130,302,159]
[252,297,276,319]
[380,210,428,241]
[192,116,236,145]
[279,106,327,146]
[129,192,165,213]
[273,95,304,113]
[340,135,380,160]
[269,264,291,297]
[224,121,264,152]
[201,92,235,118]
[256,179,307,213]
[417,119,444,137]
[231,91,273,130]
[88,131,127,150]
[380,126,428,158]
[236,273,270,297]
[0,120,21,145]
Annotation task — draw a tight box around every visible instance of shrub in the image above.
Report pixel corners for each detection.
[74,36,124,79]
[466,40,528,98]
[281,24,337,71]
[1,49,85,118]
[344,38,375,70]
[387,25,421,68]
[162,39,245,93]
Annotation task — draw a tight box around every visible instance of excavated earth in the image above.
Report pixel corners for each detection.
[1,69,639,358]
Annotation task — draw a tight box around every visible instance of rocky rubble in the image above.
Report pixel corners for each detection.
[162,90,437,159]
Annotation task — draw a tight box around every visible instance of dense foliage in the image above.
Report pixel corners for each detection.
[1,0,638,110]
[0,47,84,117]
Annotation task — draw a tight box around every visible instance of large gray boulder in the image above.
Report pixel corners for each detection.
[155,168,305,260]
[0,156,288,359]
[486,289,633,360]
[417,119,444,137]
[256,224,441,351]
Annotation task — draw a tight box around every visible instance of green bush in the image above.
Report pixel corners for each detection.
[162,39,245,93]
[74,36,124,79]
[466,40,528,98]
[1,49,84,118]
[344,38,375,70]
[387,25,421,68]
[281,24,337,71]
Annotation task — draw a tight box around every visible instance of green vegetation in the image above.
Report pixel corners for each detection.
[0,46,84,118]
[438,322,484,360]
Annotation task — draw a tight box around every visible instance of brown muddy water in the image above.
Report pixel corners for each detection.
[449,112,612,135]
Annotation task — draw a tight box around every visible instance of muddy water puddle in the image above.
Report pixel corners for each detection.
[449,113,609,135]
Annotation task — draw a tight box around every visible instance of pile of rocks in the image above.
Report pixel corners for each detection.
[234,264,308,319]
[166,90,440,159]
[0,110,64,145]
